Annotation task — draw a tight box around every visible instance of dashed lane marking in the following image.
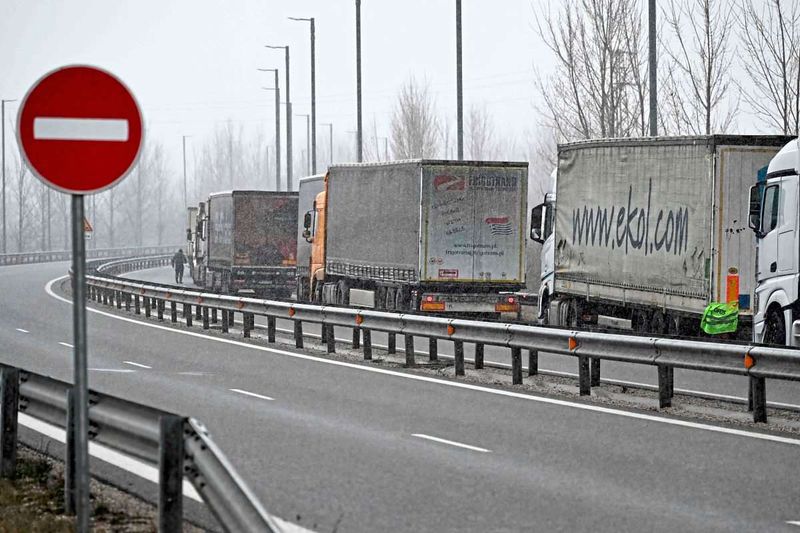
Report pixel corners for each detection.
[45,275,800,448]
[89,368,137,373]
[412,433,491,453]
[230,388,275,401]
[15,328,29,334]
[58,342,73,348]
[123,361,152,369]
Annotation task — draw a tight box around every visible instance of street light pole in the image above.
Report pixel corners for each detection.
[296,114,310,175]
[648,0,658,136]
[266,45,292,190]
[182,136,190,208]
[258,68,281,191]
[1,99,16,254]
[321,122,333,167]
[289,17,317,174]
[355,0,363,162]
[456,0,464,160]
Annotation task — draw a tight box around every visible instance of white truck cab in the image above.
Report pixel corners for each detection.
[751,138,800,345]
[530,169,557,324]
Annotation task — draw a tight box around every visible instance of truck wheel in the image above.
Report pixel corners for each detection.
[566,300,580,328]
[313,281,323,303]
[337,280,350,306]
[650,311,667,335]
[395,287,409,312]
[764,308,786,345]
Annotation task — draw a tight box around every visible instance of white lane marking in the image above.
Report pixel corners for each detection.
[787,522,800,527]
[230,388,275,401]
[15,328,29,333]
[177,371,213,376]
[33,117,129,141]
[45,275,800,448]
[19,408,313,533]
[89,368,137,373]
[124,361,152,369]
[58,342,73,348]
[412,433,491,453]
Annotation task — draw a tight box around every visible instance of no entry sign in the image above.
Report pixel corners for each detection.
[17,65,143,194]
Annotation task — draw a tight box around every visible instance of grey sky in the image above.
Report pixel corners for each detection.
[1,0,551,173]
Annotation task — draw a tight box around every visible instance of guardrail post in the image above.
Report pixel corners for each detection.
[124,293,131,312]
[65,387,76,515]
[750,376,767,423]
[528,350,538,376]
[202,307,209,330]
[387,333,396,355]
[0,367,20,479]
[657,365,672,408]
[326,324,335,353]
[511,347,522,385]
[320,323,328,345]
[102,289,109,306]
[157,300,164,321]
[405,335,415,367]
[195,304,202,321]
[158,415,184,532]
[135,295,141,314]
[590,358,601,387]
[578,356,591,396]
[454,341,465,376]
[267,316,276,343]
[294,321,304,348]
[221,310,229,333]
[429,338,438,361]
[115,291,122,309]
[185,304,192,327]
[475,343,485,370]
[352,328,360,349]
[363,329,372,360]
[211,308,218,324]
[667,367,674,399]
[243,313,252,338]
[170,302,177,323]
[144,297,152,318]
[229,311,236,327]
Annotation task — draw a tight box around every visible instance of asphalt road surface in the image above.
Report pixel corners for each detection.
[1,261,799,532]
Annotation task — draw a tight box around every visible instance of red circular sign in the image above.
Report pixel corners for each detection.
[17,65,143,194]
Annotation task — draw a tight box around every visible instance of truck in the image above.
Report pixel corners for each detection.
[190,190,298,298]
[530,135,793,336]
[748,137,800,345]
[297,160,528,315]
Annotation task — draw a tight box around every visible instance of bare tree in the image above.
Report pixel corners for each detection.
[10,150,34,252]
[534,0,649,142]
[737,0,800,134]
[662,0,738,134]
[465,105,498,160]
[390,76,440,158]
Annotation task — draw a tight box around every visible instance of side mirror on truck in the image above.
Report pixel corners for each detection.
[186,228,192,241]
[748,184,762,235]
[531,203,545,244]
[302,210,313,242]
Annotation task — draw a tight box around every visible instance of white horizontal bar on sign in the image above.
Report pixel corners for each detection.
[33,117,129,142]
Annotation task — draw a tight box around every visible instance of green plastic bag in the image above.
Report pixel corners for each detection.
[701,302,739,335]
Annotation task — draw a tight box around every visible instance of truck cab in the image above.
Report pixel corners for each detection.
[750,138,800,345]
[530,169,557,324]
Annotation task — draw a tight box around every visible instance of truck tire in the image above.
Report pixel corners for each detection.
[337,280,350,306]
[313,280,323,303]
[650,311,667,335]
[764,308,786,345]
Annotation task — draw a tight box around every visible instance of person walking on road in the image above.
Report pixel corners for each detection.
[171,248,187,284]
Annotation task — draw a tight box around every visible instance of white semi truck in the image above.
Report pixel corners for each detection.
[749,137,800,345]
[531,135,792,337]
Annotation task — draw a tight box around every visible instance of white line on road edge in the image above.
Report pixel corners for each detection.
[787,521,800,527]
[33,117,129,141]
[123,361,152,369]
[58,342,73,348]
[230,388,275,401]
[89,368,137,373]
[412,433,491,453]
[45,275,800,448]
[15,328,29,333]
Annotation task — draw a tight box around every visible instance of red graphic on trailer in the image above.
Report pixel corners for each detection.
[17,65,143,194]
[485,216,513,235]
[433,174,466,191]
[438,269,459,278]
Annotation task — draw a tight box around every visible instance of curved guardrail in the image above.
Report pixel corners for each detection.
[82,255,800,425]
[0,245,181,266]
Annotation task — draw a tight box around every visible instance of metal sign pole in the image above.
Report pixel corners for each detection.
[70,194,90,532]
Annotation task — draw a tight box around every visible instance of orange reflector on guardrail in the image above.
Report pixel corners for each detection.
[355,314,363,325]
[744,352,755,369]
[197,296,204,304]
[165,292,172,299]
[236,300,245,310]
[288,307,295,317]
[447,324,456,336]
[568,337,578,351]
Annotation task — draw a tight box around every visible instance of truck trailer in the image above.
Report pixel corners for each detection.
[749,137,800,345]
[531,135,793,336]
[191,190,298,298]
[298,160,528,315]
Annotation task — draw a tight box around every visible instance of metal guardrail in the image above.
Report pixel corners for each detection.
[82,256,800,425]
[0,245,180,266]
[0,364,280,532]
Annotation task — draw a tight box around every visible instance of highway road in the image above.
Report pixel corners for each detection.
[2,260,800,531]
